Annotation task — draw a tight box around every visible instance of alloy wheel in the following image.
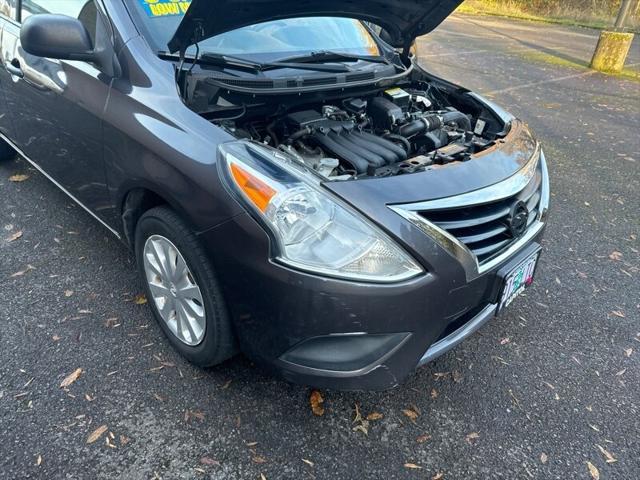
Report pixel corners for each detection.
[142,235,206,346]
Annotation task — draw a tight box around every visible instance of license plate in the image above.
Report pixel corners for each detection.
[497,252,540,314]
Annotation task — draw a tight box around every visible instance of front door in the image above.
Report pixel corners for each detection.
[0,0,114,221]
[0,0,17,140]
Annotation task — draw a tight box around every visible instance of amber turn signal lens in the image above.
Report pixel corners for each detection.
[230,162,277,212]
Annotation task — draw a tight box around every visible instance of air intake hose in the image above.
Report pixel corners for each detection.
[442,111,472,131]
[398,115,443,138]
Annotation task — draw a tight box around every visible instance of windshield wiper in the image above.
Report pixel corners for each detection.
[274,50,392,65]
[159,51,352,74]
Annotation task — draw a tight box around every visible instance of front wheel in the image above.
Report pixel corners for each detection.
[135,206,237,366]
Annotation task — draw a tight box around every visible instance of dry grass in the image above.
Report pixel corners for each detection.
[458,0,639,31]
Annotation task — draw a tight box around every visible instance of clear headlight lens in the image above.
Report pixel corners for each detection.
[220,142,423,283]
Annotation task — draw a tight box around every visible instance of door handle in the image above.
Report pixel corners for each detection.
[6,58,24,78]
[8,58,51,92]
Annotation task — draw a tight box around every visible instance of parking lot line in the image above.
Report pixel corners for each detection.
[482,70,599,96]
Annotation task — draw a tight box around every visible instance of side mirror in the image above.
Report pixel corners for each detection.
[20,14,96,62]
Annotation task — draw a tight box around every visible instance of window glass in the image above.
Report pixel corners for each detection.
[21,1,97,43]
[0,0,16,19]
[126,0,379,61]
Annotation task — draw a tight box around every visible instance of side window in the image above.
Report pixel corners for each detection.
[21,1,97,43]
[0,0,16,20]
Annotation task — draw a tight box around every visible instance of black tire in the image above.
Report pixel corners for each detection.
[135,206,237,366]
[0,138,16,161]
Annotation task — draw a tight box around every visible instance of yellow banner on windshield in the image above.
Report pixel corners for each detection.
[141,0,191,17]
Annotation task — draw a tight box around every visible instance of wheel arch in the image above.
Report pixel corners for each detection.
[120,185,194,249]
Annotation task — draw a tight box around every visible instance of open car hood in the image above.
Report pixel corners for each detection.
[167,0,463,53]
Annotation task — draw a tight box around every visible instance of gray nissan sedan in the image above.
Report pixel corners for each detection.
[0,0,549,390]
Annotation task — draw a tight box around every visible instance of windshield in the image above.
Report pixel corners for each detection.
[126,2,380,61]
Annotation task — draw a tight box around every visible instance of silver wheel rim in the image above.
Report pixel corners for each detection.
[143,235,206,346]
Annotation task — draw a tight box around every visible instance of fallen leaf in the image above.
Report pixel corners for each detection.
[430,388,438,399]
[260,474,267,480]
[465,432,480,445]
[589,424,600,432]
[134,294,147,305]
[432,473,444,480]
[611,310,625,318]
[120,435,130,445]
[352,422,369,435]
[10,264,35,278]
[105,434,116,449]
[200,456,220,466]
[352,403,369,435]
[586,461,600,480]
[452,370,463,383]
[353,403,363,423]
[252,456,267,464]
[36,455,42,466]
[540,452,548,464]
[402,408,419,423]
[608,251,623,261]
[60,368,83,388]
[86,425,108,444]
[500,337,510,345]
[52,335,61,342]
[6,230,23,242]
[596,444,617,464]
[309,390,324,416]
[416,434,432,443]
[64,290,74,297]
[184,409,205,422]
[9,174,29,182]
[404,463,422,470]
[624,348,633,357]
[105,318,119,328]
[366,412,384,421]
[302,459,314,467]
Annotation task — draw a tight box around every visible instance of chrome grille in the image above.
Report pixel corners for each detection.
[418,168,543,264]
[390,147,549,281]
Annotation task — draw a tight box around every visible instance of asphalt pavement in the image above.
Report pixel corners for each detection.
[1,14,639,480]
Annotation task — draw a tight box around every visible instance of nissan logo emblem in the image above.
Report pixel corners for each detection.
[507,201,529,238]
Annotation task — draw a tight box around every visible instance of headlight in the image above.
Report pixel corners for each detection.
[219,141,423,283]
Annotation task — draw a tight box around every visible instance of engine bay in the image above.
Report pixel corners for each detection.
[190,76,508,180]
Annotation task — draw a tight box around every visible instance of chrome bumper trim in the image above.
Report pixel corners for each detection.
[418,303,497,366]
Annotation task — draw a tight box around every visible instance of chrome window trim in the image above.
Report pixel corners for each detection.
[0,132,121,239]
[390,148,549,281]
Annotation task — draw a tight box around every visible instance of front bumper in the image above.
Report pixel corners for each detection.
[199,214,546,391]
[200,147,549,391]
